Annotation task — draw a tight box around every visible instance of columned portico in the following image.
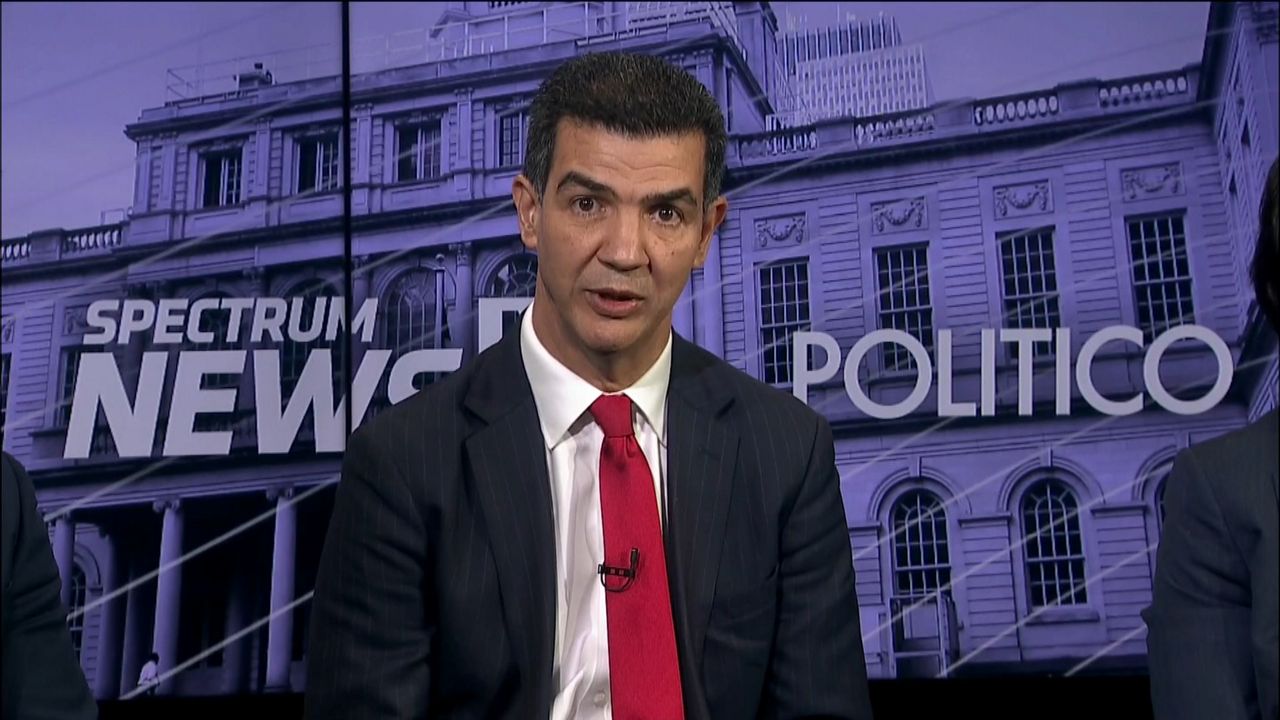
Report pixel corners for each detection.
[94,529,126,698]
[151,498,183,694]
[265,486,298,691]
[52,514,76,607]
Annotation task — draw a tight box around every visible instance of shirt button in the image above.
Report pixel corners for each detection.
[593,691,608,708]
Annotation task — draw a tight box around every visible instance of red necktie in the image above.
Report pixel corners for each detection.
[589,394,685,719]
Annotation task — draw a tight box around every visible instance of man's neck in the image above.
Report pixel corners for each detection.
[530,294,668,393]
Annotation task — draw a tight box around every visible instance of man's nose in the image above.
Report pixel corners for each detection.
[597,209,647,270]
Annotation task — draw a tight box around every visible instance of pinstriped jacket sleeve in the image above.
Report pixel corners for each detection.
[1,451,98,720]
[304,426,432,720]
[1144,415,1280,720]
[759,414,873,720]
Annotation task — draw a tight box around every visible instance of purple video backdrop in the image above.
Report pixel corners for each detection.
[2,0,1276,701]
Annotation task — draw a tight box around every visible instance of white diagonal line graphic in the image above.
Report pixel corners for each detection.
[1,3,297,110]
[845,307,1262,573]
[65,476,336,623]
[939,538,1159,677]
[1064,624,1150,677]
[862,354,1269,648]
[42,457,183,523]
[118,590,315,699]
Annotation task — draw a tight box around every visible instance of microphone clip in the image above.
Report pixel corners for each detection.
[597,547,639,592]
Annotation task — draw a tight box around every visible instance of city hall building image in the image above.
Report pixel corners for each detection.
[0,0,1276,698]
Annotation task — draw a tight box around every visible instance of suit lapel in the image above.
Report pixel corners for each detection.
[664,335,739,681]
[459,328,740,714]
[463,326,556,717]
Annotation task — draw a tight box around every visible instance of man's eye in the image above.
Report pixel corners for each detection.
[574,197,596,213]
[656,207,681,224]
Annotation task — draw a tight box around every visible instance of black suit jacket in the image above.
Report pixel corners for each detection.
[1,451,98,720]
[1143,409,1279,720]
[305,323,872,719]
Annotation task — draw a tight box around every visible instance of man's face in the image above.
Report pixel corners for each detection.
[513,119,728,362]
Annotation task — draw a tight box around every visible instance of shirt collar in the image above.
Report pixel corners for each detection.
[520,300,671,450]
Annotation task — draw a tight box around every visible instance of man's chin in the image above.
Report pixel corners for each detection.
[576,320,644,356]
[581,335,636,357]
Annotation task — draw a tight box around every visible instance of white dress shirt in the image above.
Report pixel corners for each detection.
[519,302,672,720]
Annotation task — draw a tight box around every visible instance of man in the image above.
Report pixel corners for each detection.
[1,451,98,719]
[1143,156,1280,720]
[136,652,160,696]
[305,52,872,719]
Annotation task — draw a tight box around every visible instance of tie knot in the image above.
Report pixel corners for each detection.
[589,394,634,438]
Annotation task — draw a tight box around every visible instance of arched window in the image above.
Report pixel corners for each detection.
[890,490,951,599]
[384,268,450,353]
[1155,474,1169,530]
[68,564,87,659]
[377,268,451,403]
[486,253,538,338]
[1021,479,1087,608]
[487,253,538,298]
[281,281,341,400]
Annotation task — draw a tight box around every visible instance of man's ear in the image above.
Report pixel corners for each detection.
[512,174,541,252]
[694,195,729,267]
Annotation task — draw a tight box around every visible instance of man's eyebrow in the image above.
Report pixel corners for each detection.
[640,187,699,208]
[555,171,616,197]
[555,171,699,208]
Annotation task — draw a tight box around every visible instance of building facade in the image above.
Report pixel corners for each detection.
[1200,0,1280,421]
[0,0,1275,698]
[771,13,933,129]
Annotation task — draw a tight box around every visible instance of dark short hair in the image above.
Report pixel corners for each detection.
[523,52,726,208]
[1254,156,1280,335]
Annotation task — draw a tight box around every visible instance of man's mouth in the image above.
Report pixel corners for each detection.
[591,288,641,301]
[586,289,644,317]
